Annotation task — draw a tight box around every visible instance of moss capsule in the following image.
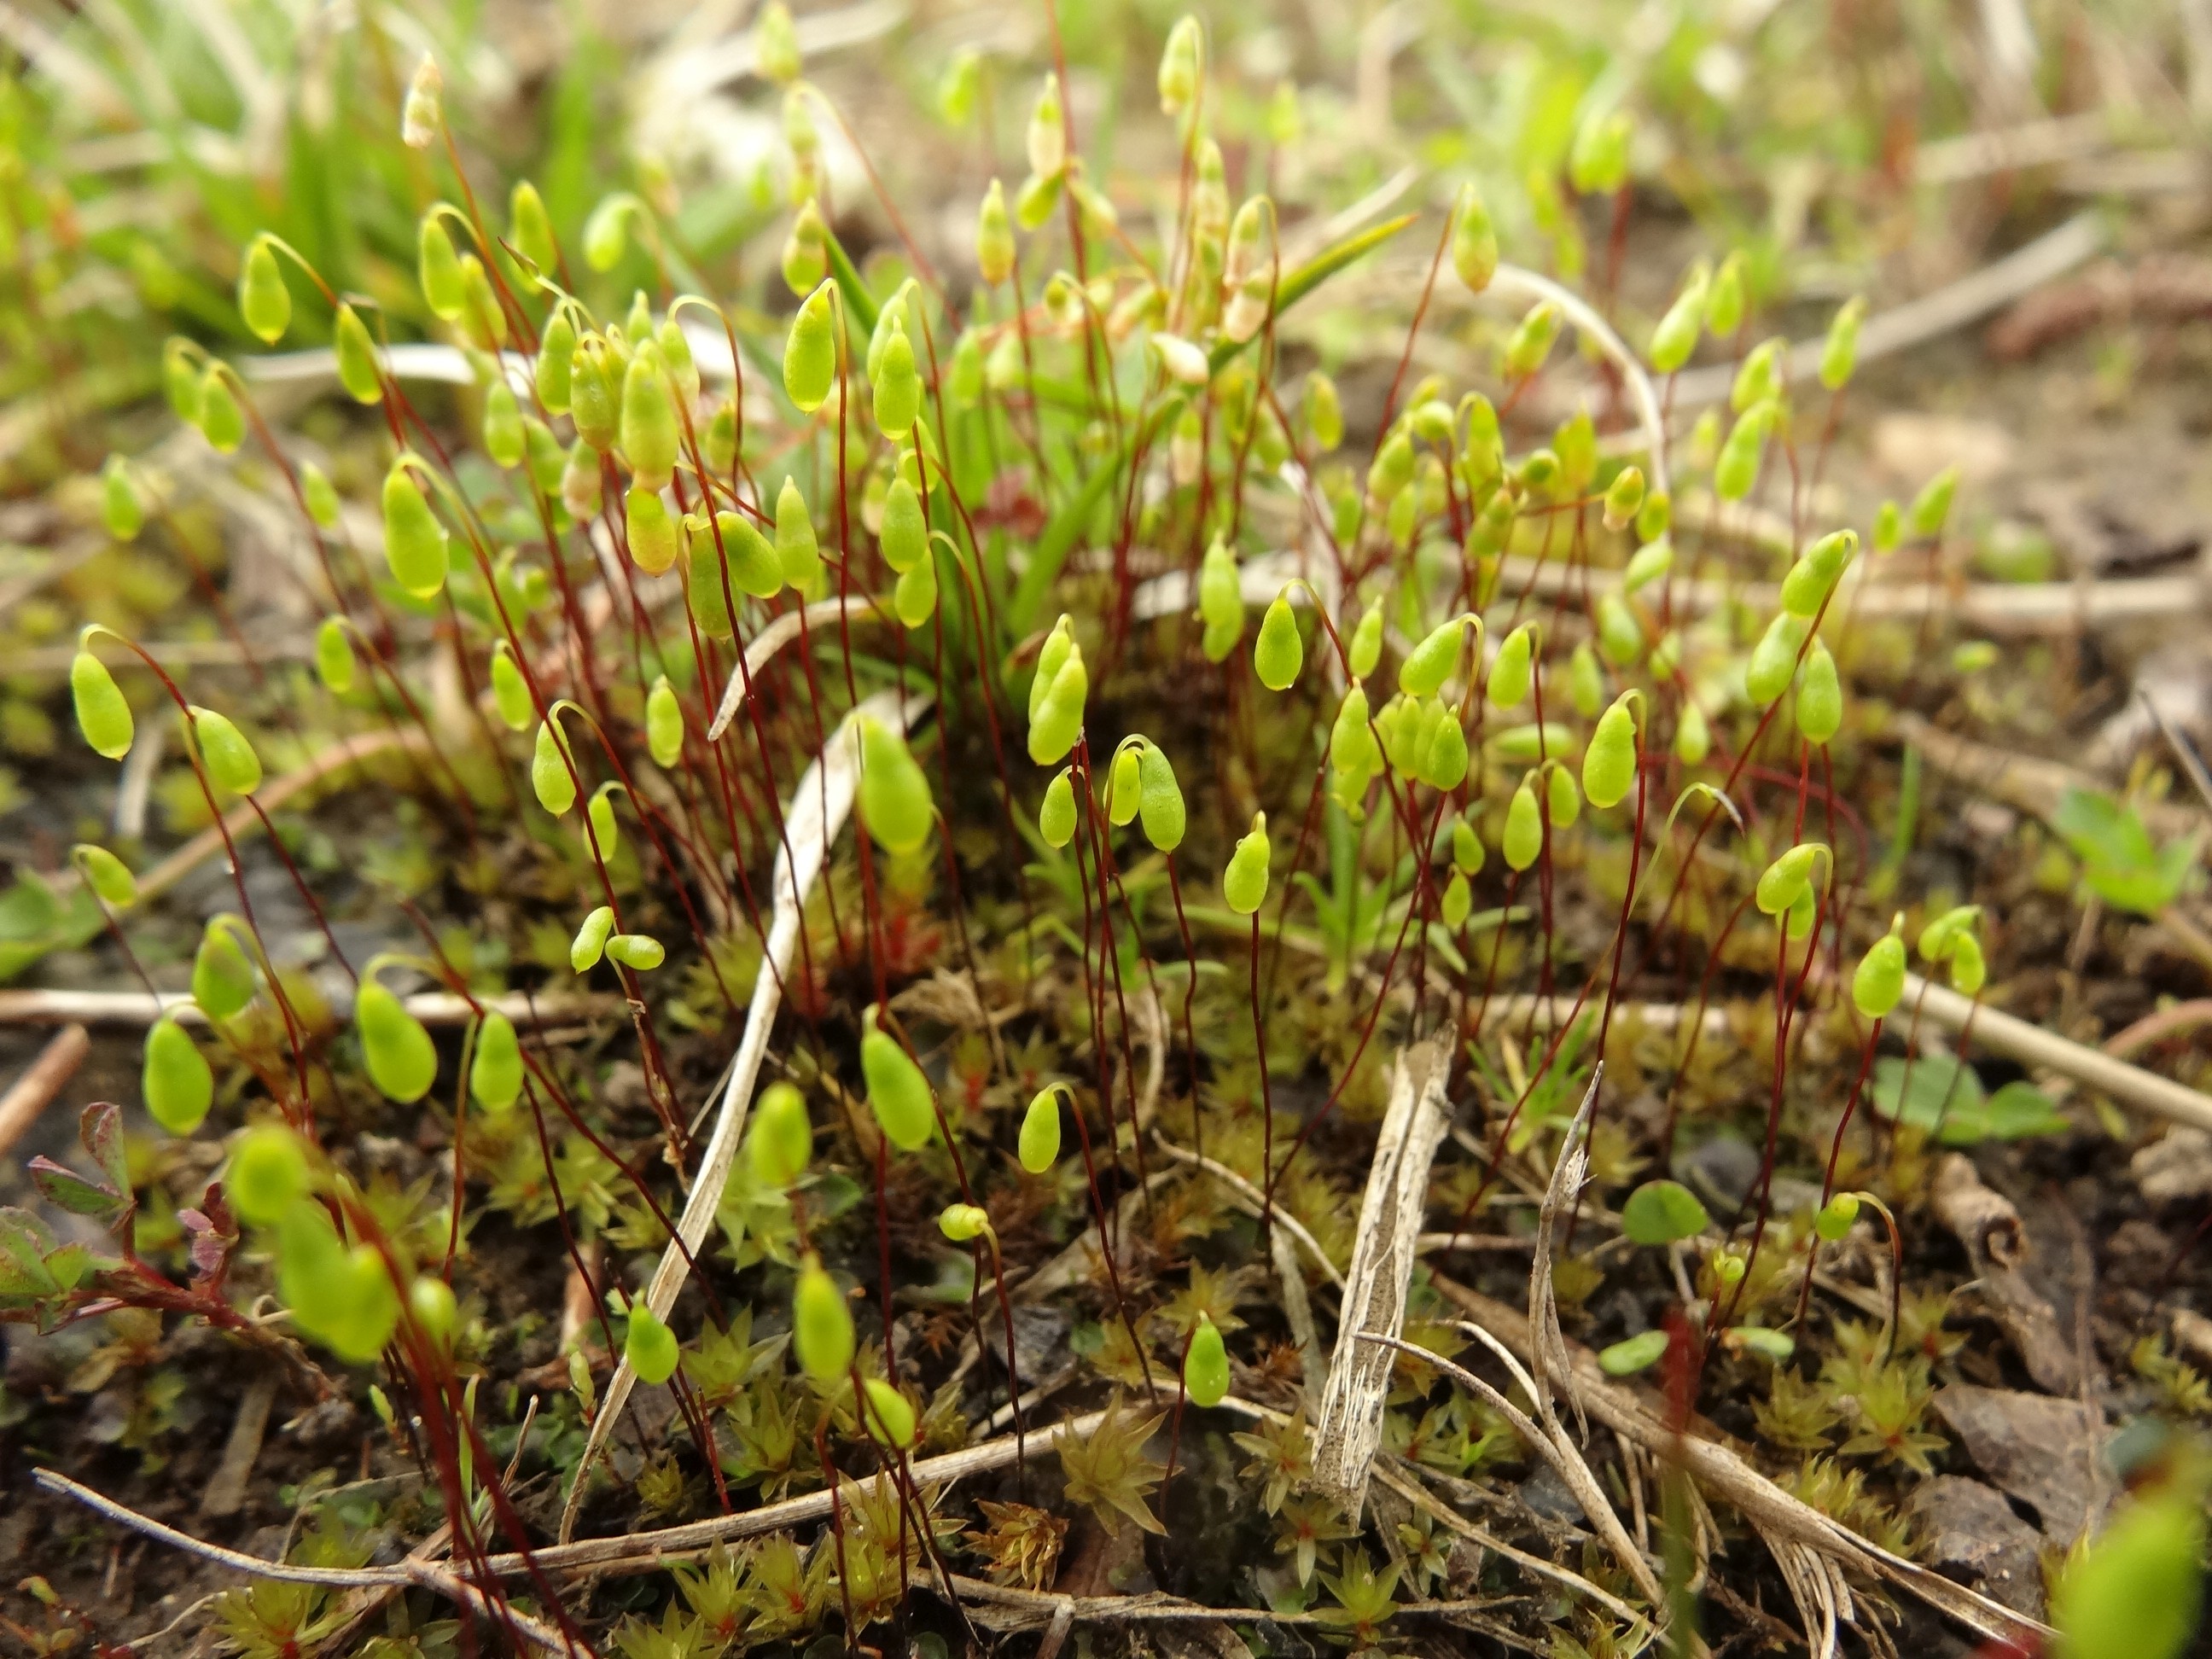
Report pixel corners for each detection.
[1019,1086,1062,1173]
[1780,530,1857,618]
[1400,614,1476,698]
[189,707,261,795]
[470,1010,522,1113]
[1796,640,1842,744]
[1582,695,1639,809]
[1452,818,1485,876]
[381,462,449,599]
[532,719,577,816]
[1441,871,1472,929]
[861,1009,936,1151]
[1027,647,1088,765]
[626,485,678,576]
[72,650,133,760]
[1138,743,1186,852]
[197,369,245,453]
[74,844,137,909]
[229,1124,311,1225]
[417,214,464,320]
[192,922,258,1022]
[358,978,438,1103]
[238,237,290,344]
[1198,538,1244,662]
[880,475,926,574]
[316,617,357,696]
[607,933,666,970]
[1039,768,1077,848]
[783,281,836,414]
[1253,593,1303,691]
[747,1081,813,1188]
[620,351,678,492]
[571,905,614,971]
[1503,777,1543,871]
[776,478,820,591]
[862,1377,918,1447]
[1451,185,1498,294]
[857,716,934,855]
[491,641,533,731]
[794,1260,854,1382]
[1487,622,1535,708]
[1185,1313,1231,1407]
[1224,813,1271,914]
[1744,611,1810,707]
[143,1016,213,1135]
[873,326,921,439]
[624,1303,679,1385]
[1851,932,1906,1020]
[647,677,684,768]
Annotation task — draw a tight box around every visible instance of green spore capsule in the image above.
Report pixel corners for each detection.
[189,707,261,795]
[301,463,344,531]
[164,340,204,425]
[880,475,926,574]
[1649,269,1708,375]
[625,1304,679,1385]
[1594,591,1644,668]
[1441,871,1471,929]
[647,678,684,768]
[783,281,836,414]
[748,1081,813,1188]
[1674,700,1710,765]
[1796,640,1842,745]
[229,1124,311,1225]
[531,309,575,413]
[1731,338,1786,414]
[793,1260,854,1379]
[1185,1313,1231,1407]
[1253,593,1303,691]
[1503,301,1562,379]
[587,789,621,864]
[861,1008,936,1151]
[1198,538,1244,662]
[1367,429,1414,503]
[1947,931,1986,995]
[101,456,143,541]
[626,485,678,576]
[508,178,556,272]
[1548,765,1581,830]
[75,844,137,909]
[483,380,524,469]
[561,439,602,520]
[1714,402,1775,502]
[1784,882,1818,941]
[1780,530,1857,618]
[862,1377,918,1448]
[1224,813,1272,914]
[1019,1086,1062,1173]
[1852,931,1906,1020]
[1305,372,1344,451]
[358,978,438,1103]
[491,641,533,731]
[410,1276,457,1349]
[457,254,504,350]
[470,1010,522,1113]
[1400,614,1476,698]
[381,462,449,599]
[569,337,618,451]
[1813,1191,1860,1242]
[417,214,465,320]
[1452,818,1486,876]
[858,716,934,855]
[1706,252,1746,336]
[783,200,828,294]
[1744,611,1810,707]
[329,301,383,405]
[1621,537,1674,594]
[143,1016,213,1135]
[192,923,257,1022]
[1330,685,1377,772]
[1451,185,1498,294]
[776,478,820,591]
[1107,745,1142,827]
[317,617,357,696]
[620,351,678,492]
[1637,489,1672,542]
[1602,466,1645,532]
[1138,744,1186,852]
[571,905,614,971]
[532,719,577,816]
[72,650,133,760]
[1039,769,1077,848]
[1754,844,1824,917]
[874,326,921,439]
[607,933,665,970]
[1819,297,1866,392]
[1487,622,1535,708]
[1582,695,1639,809]
[1421,703,1470,791]
[1566,641,1605,719]
[940,1202,990,1243]
[1027,646,1088,765]
[1347,597,1385,679]
[198,370,246,453]
[1504,777,1543,871]
[239,237,290,344]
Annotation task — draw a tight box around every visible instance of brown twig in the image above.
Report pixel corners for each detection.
[0,1023,90,1159]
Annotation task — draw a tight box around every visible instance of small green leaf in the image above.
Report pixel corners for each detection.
[1599,1330,1669,1375]
[1621,1179,1709,1245]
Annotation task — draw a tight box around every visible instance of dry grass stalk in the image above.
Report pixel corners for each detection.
[1311,1036,1454,1511]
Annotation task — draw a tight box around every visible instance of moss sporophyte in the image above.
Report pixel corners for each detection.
[18,7,2181,1656]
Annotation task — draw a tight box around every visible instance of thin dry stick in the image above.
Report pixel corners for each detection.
[1312,1036,1452,1510]
[0,1022,90,1158]
[560,689,930,1542]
